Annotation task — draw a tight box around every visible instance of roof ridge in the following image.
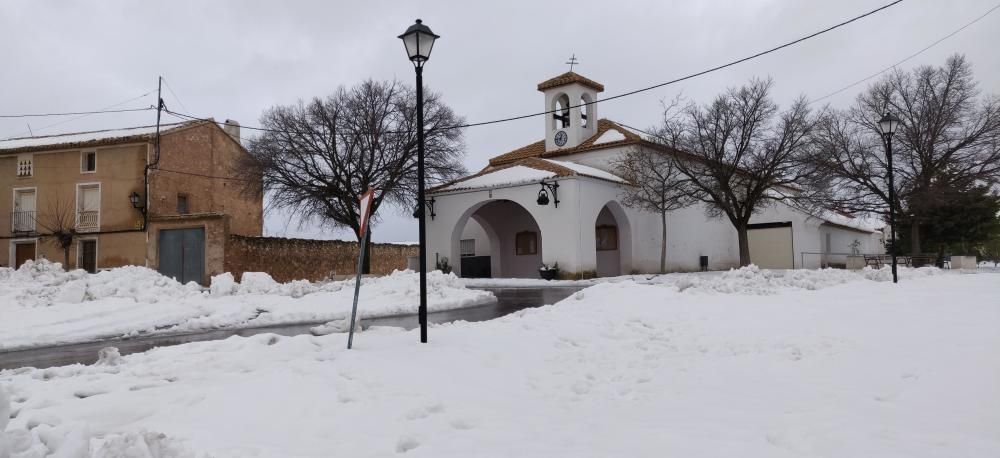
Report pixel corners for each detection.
[537,71,605,92]
[487,118,643,166]
[0,121,190,142]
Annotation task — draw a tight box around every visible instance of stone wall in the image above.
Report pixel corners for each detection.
[225,235,418,282]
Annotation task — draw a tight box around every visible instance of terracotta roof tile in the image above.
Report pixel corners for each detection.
[537,72,605,92]
[488,119,643,166]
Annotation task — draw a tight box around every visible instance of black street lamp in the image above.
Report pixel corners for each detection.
[878,111,902,284]
[536,180,560,207]
[400,19,439,343]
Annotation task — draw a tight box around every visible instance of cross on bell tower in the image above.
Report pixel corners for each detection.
[565,54,579,72]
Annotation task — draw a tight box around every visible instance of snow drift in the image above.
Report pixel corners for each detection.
[0,261,494,351]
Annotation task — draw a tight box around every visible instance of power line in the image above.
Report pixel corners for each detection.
[1,90,156,139]
[154,166,255,182]
[0,106,153,119]
[614,0,1000,133]
[807,2,1000,105]
[161,77,189,113]
[164,0,904,137]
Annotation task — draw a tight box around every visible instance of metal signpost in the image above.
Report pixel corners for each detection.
[347,188,376,349]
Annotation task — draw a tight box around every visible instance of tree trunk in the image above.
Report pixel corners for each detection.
[659,210,667,273]
[63,246,70,267]
[736,224,751,267]
[910,221,921,255]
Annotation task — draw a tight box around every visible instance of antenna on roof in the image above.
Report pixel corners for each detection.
[565,54,579,72]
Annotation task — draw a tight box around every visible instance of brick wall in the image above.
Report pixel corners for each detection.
[225,235,418,282]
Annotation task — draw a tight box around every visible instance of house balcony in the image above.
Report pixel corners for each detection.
[76,211,99,232]
[12,210,36,233]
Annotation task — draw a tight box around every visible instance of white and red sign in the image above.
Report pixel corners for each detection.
[358,187,376,237]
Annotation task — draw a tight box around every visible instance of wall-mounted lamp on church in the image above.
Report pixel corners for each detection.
[536,180,560,208]
[412,197,436,220]
[128,191,145,213]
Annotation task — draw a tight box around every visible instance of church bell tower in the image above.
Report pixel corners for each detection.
[537,71,604,152]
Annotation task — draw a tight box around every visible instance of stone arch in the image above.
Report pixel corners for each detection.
[451,199,545,278]
[594,200,632,277]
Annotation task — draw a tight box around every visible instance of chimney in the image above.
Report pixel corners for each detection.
[223,119,241,145]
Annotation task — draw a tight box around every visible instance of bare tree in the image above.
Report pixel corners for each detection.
[239,79,466,271]
[809,54,1000,253]
[34,195,78,267]
[612,144,694,273]
[652,78,817,266]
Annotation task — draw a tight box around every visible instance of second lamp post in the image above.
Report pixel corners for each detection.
[400,19,439,343]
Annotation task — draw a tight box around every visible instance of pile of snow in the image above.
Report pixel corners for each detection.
[1,272,997,456]
[3,260,198,307]
[465,265,944,294]
[664,264,942,295]
[0,264,495,351]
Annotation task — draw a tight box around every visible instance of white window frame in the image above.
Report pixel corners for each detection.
[8,238,39,268]
[11,187,38,233]
[80,149,97,174]
[76,236,99,272]
[75,182,101,232]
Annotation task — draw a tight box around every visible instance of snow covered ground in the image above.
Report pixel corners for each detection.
[1,266,998,457]
[0,260,495,351]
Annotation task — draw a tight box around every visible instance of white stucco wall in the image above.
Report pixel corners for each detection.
[429,156,884,277]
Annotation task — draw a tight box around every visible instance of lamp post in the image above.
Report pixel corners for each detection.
[400,19,439,343]
[878,111,902,284]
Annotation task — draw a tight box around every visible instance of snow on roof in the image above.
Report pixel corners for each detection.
[0,123,190,153]
[542,159,625,183]
[441,165,556,191]
[819,210,882,233]
[592,129,627,145]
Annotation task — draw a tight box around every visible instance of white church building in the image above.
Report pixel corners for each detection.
[425,72,884,278]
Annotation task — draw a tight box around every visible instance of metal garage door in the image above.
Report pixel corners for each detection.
[748,222,793,269]
[158,228,205,284]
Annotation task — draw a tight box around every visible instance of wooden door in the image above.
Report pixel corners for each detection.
[79,240,97,273]
[15,242,35,268]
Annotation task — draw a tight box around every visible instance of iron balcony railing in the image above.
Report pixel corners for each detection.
[76,210,99,231]
[11,210,35,233]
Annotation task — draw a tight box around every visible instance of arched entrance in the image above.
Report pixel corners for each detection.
[453,200,543,278]
[595,202,631,277]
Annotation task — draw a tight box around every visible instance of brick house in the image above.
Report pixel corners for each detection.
[0,120,263,284]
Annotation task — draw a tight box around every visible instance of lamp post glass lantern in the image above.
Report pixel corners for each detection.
[400,19,439,344]
[878,111,902,284]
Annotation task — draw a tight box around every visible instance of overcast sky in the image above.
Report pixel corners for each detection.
[2,0,998,242]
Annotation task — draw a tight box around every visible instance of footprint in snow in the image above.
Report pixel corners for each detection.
[396,436,420,453]
[404,403,445,420]
[449,418,476,430]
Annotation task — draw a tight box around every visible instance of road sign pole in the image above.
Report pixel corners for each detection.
[347,188,375,349]
[347,227,369,349]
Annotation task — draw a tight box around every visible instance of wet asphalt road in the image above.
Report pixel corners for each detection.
[0,286,583,371]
